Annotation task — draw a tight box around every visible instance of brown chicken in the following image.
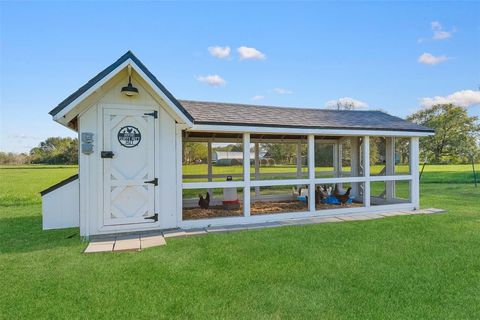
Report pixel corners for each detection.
[198,192,210,209]
[334,187,352,206]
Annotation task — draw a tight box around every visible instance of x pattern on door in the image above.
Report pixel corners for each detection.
[103,108,156,226]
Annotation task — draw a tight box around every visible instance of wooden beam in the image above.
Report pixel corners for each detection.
[254,142,260,197]
[363,136,371,207]
[410,137,420,209]
[243,133,251,217]
[308,135,315,212]
[175,125,183,224]
[207,141,213,200]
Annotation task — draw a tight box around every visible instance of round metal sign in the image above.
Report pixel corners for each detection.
[117,126,141,148]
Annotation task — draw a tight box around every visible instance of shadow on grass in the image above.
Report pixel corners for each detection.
[0,215,84,254]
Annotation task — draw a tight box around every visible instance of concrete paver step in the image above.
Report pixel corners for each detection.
[84,208,445,253]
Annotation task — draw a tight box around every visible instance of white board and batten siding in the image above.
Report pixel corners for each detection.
[76,73,178,237]
[41,176,79,230]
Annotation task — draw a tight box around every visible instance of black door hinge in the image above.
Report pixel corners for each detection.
[144,213,158,222]
[144,111,158,119]
[144,178,158,186]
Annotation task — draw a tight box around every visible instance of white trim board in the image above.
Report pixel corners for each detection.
[188,124,434,137]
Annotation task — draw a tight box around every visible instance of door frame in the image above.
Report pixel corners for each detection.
[97,103,162,233]
[103,107,155,226]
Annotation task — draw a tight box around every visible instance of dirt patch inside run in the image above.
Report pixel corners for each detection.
[182,200,363,220]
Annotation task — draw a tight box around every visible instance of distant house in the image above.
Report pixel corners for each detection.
[212,151,248,162]
[212,151,268,165]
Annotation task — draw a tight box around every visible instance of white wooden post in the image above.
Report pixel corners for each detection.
[363,136,371,207]
[350,137,359,196]
[385,137,395,201]
[308,135,316,212]
[254,142,260,197]
[207,141,213,199]
[338,143,343,176]
[410,137,420,209]
[243,133,251,217]
[175,125,183,223]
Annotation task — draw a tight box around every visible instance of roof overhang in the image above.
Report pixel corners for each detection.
[188,123,435,137]
[50,51,194,128]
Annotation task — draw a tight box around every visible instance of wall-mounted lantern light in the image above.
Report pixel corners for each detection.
[121,65,139,97]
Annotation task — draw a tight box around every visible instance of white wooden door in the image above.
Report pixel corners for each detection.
[103,108,157,226]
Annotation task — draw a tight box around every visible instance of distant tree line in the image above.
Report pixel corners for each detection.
[0,137,78,165]
[0,152,30,165]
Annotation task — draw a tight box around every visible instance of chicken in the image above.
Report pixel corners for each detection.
[198,192,210,209]
[321,185,329,198]
[334,187,352,206]
[325,185,332,196]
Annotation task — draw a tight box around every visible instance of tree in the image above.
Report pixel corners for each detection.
[333,100,355,110]
[29,137,78,164]
[183,142,208,163]
[407,104,480,164]
[0,152,29,165]
[263,143,301,165]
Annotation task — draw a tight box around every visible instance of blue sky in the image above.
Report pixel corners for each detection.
[1,1,479,152]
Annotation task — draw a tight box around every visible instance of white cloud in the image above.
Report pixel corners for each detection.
[324,97,369,110]
[196,75,226,87]
[420,90,480,108]
[418,53,449,65]
[273,88,293,95]
[251,95,265,101]
[237,46,266,60]
[431,21,454,40]
[208,46,231,59]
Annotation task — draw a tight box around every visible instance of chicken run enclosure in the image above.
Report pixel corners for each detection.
[41,51,432,237]
[182,132,414,221]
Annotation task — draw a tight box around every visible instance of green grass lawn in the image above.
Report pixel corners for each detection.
[1,164,479,319]
[182,163,411,182]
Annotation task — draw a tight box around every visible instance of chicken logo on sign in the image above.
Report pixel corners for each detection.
[117,126,141,148]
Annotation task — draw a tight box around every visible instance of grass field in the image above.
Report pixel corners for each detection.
[1,164,479,319]
[182,163,411,182]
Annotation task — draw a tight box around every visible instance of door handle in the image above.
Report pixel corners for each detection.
[101,151,114,158]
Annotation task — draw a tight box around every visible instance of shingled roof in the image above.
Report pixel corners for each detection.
[179,100,434,133]
[49,51,432,133]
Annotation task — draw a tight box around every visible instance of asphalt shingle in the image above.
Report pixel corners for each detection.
[180,100,433,133]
